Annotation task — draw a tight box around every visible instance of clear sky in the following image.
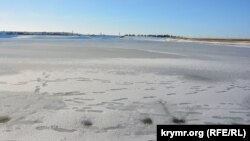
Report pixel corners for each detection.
[0,0,250,37]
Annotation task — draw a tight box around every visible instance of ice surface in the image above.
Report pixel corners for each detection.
[0,39,250,141]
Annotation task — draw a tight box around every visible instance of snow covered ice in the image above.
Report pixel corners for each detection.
[0,38,250,141]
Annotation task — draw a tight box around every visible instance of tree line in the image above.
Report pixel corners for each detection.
[122,34,181,38]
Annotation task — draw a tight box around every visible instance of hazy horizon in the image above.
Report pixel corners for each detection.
[1,0,250,38]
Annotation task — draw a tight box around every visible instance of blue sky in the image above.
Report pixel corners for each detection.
[0,0,250,37]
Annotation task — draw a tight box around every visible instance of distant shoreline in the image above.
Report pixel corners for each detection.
[117,35,250,44]
[0,31,81,36]
[176,37,250,43]
[1,31,250,44]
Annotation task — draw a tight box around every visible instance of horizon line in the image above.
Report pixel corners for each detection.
[1,30,250,39]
